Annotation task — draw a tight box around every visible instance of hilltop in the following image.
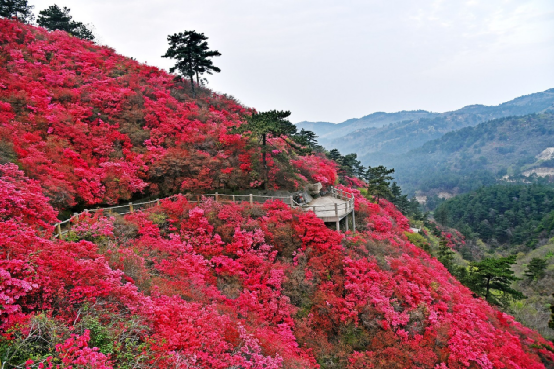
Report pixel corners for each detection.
[1,19,554,369]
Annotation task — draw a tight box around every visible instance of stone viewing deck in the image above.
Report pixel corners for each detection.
[301,187,355,231]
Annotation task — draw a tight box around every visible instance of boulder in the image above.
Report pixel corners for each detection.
[307,182,322,195]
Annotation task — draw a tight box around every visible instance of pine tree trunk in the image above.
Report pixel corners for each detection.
[190,75,195,98]
[196,71,200,86]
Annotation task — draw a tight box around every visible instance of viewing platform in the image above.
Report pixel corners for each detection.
[299,187,355,231]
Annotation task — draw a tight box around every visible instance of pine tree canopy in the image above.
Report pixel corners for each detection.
[37,4,94,40]
[524,257,547,281]
[162,30,221,97]
[466,255,524,306]
[0,0,34,23]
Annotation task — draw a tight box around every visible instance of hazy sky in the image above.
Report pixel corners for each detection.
[30,0,554,123]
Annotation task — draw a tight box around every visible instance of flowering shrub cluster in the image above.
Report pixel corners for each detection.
[1,20,554,369]
[2,163,554,368]
[0,19,329,209]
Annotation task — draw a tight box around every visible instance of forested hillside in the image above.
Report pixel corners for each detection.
[297,89,554,167]
[435,184,554,250]
[1,19,554,369]
[432,183,554,341]
[389,112,554,196]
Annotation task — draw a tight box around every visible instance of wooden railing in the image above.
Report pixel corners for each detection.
[53,187,355,239]
[297,187,355,218]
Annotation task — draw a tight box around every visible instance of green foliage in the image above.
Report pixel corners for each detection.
[325,148,365,179]
[0,0,34,23]
[364,165,394,200]
[37,4,95,40]
[435,183,554,249]
[162,30,221,97]
[242,110,297,139]
[434,205,449,225]
[405,231,431,253]
[437,237,455,272]
[465,255,525,307]
[524,257,547,281]
[292,129,323,153]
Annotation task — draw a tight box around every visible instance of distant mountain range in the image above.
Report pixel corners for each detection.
[297,88,554,167]
[389,112,554,196]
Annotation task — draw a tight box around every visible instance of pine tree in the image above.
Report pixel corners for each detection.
[466,255,524,306]
[328,149,342,162]
[389,182,411,214]
[293,129,319,153]
[364,165,394,200]
[162,30,220,97]
[37,5,94,40]
[233,110,296,189]
[434,205,449,226]
[437,237,455,272]
[0,0,34,23]
[524,257,547,281]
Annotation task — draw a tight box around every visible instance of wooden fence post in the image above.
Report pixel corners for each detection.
[156,198,160,206]
[215,192,219,202]
[290,195,293,207]
[249,194,253,205]
[129,202,134,213]
[70,213,77,231]
[335,203,338,216]
[56,223,62,238]
[197,195,200,202]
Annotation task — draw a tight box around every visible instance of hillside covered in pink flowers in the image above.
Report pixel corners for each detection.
[1,19,553,369]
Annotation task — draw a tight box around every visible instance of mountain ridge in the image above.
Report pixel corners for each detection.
[298,88,554,168]
[388,112,554,196]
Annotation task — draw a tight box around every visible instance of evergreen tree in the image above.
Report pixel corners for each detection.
[364,165,394,200]
[524,257,547,281]
[466,255,524,306]
[437,237,455,272]
[0,0,34,23]
[233,110,296,189]
[342,153,364,177]
[162,30,220,97]
[389,182,410,214]
[292,129,320,153]
[434,205,449,226]
[37,5,94,40]
[328,149,342,162]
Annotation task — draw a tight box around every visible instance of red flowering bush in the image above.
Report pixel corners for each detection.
[291,154,338,187]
